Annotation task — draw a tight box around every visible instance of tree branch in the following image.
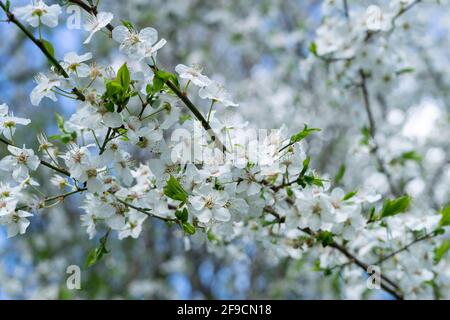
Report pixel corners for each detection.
[0,135,71,177]
[0,1,85,101]
[16,187,87,211]
[67,0,228,153]
[343,0,349,20]
[151,66,227,152]
[264,205,404,299]
[376,231,435,265]
[115,197,178,223]
[359,70,400,197]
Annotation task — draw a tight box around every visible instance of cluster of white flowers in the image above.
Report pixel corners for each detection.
[1,0,449,299]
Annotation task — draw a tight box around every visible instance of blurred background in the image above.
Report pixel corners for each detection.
[0,0,449,299]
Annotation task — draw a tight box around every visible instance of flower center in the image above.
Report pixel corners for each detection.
[130,33,141,44]
[86,169,97,178]
[3,120,16,128]
[68,63,81,72]
[32,8,47,17]
[164,164,178,175]
[312,203,322,215]
[204,197,215,209]
[16,153,28,165]
[72,151,84,163]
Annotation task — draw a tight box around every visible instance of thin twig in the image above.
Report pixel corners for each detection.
[343,0,349,20]
[264,206,404,299]
[0,135,71,177]
[16,188,88,211]
[67,0,228,153]
[150,65,228,152]
[115,197,177,223]
[359,70,400,197]
[376,231,435,264]
[0,1,85,101]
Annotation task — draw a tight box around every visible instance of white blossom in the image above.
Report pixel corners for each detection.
[13,0,61,28]
[83,12,114,44]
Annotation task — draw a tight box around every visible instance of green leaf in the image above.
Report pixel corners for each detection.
[41,39,55,58]
[121,20,134,31]
[434,240,450,264]
[117,63,131,89]
[359,126,371,146]
[309,42,318,57]
[304,175,324,187]
[279,125,321,152]
[179,114,192,124]
[175,207,189,223]
[105,101,115,113]
[317,231,334,247]
[334,164,346,185]
[390,150,422,166]
[368,207,376,223]
[290,125,321,144]
[438,205,450,227]
[55,112,65,132]
[396,67,415,75]
[300,157,311,177]
[48,134,61,141]
[207,230,219,242]
[182,222,196,235]
[379,195,411,219]
[342,190,358,201]
[155,70,179,88]
[53,113,76,144]
[163,175,188,202]
[85,231,110,267]
[105,79,123,96]
[155,70,176,81]
[61,133,73,144]
[152,76,165,93]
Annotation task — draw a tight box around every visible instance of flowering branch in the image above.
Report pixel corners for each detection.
[150,65,228,152]
[16,187,88,212]
[65,0,228,153]
[0,135,70,177]
[0,0,85,101]
[263,205,403,299]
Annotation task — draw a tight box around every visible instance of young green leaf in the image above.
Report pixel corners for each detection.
[379,195,411,219]
[121,20,134,31]
[342,190,358,201]
[41,39,55,58]
[175,207,189,223]
[434,239,450,264]
[163,175,188,202]
[309,42,318,57]
[438,205,450,227]
[155,70,180,88]
[316,231,334,247]
[85,231,110,267]
[290,125,321,144]
[390,150,422,166]
[280,125,320,152]
[182,222,196,235]
[334,164,346,185]
[117,63,131,89]
[396,67,415,75]
[152,76,165,93]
